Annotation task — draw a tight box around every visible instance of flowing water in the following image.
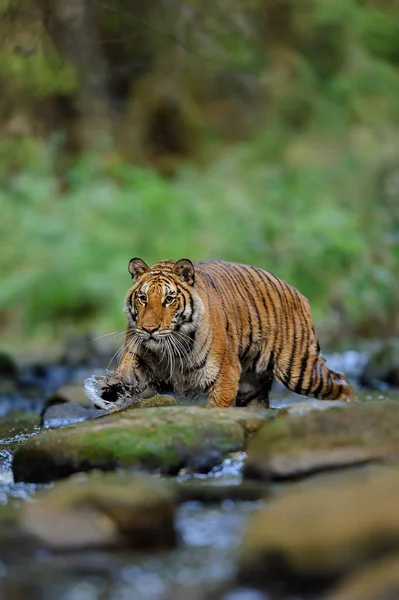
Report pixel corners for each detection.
[0,351,398,600]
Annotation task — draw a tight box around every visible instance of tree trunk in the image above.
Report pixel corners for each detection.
[38,0,114,151]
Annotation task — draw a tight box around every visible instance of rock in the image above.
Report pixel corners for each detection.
[237,469,399,594]
[360,340,399,389]
[325,555,399,600]
[40,382,106,427]
[84,373,178,408]
[41,402,107,428]
[175,479,269,504]
[283,400,349,415]
[0,352,18,380]
[41,382,177,427]
[244,401,399,481]
[49,383,92,406]
[20,472,176,550]
[13,406,271,483]
[131,395,177,409]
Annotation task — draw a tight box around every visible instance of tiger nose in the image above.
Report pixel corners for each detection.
[142,324,160,334]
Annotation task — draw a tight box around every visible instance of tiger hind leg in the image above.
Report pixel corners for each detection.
[277,352,358,402]
[236,370,273,408]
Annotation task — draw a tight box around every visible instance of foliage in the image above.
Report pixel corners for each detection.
[0,0,399,347]
[1,132,397,345]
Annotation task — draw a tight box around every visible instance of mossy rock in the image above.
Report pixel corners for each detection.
[244,401,399,480]
[129,395,177,409]
[41,392,177,427]
[13,406,272,483]
[21,472,176,550]
[238,469,399,594]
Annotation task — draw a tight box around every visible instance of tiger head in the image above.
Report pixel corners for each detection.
[124,258,203,349]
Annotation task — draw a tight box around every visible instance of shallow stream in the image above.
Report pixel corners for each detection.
[0,351,398,600]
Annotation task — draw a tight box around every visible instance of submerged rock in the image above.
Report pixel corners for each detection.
[238,469,399,594]
[325,554,399,600]
[13,406,271,483]
[41,382,106,427]
[360,340,399,389]
[41,382,178,427]
[41,402,107,428]
[244,401,399,480]
[21,472,176,550]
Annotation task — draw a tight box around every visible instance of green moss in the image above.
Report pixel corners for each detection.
[132,396,177,409]
[12,406,247,483]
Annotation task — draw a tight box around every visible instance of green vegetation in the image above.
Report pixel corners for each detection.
[0,0,398,348]
[12,406,247,482]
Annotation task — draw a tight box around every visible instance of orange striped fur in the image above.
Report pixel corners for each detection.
[97,258,357,409]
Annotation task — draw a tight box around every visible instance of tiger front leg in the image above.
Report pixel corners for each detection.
[208,359,241,408]
[97,350,151,410]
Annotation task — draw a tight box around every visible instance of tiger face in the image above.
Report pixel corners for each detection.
[124,258,203,350]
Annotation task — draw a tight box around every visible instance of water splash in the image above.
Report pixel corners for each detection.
[178,453,247,485]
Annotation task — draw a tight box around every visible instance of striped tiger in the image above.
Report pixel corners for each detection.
[96,258,357,409]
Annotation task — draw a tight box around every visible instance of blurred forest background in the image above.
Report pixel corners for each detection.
[1,0,398,353]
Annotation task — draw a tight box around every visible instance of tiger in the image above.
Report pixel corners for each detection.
[94,258,358,410]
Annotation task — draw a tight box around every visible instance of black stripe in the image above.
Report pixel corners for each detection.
[305,355,319,396]
[313,362,325,397]
[181,292,187,314]
[198,334,211,355]
[186,293,194,323]
[252,267,278,329]
[236,265,263,338]
[204,265,238,348]
[216,262,253,356]
[201,270,219,293]
[294,346,309,394]
[192,346,212,370]
[252,267,281,368]
[202,376,218,393]
[282,286,298,388]
[251,348,262,370]
[322,374,333,399]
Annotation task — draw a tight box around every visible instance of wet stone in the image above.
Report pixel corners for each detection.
[237,469,399,594]
[244,401,399,481]
[13,406,271,484]
[41,402,107,428]
[41,382,105,427]
[21,471,177,550]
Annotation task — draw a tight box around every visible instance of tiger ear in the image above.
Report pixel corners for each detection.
[174,259,195,286]
[128,258,150,280]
